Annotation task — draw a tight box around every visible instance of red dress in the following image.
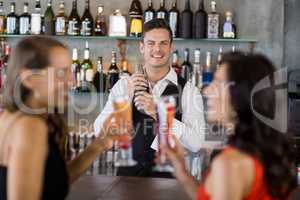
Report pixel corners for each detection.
[197,147,274,200]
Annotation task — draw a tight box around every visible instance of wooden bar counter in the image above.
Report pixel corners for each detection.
[66,175,300,200]
[66,175,190,200]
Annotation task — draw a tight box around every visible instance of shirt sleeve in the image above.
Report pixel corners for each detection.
[151,82,206,152]
[93,77,132,136]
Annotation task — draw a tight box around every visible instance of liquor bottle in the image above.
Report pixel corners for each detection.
[0,2,5,34]
[81,0,94,36]
[181,49,193,82]
[195,0,207,38]
[107,50,119,92]
[207,1,219,39]
[169,0,179,38]
[68,0,80,36]
[1,44,11,87]
[93,57,107,93]
[31,0,42,35]
[108,10,127,37]
[216,46,223,69]
[223,11,236,39]
[129,0,143,37]
[55,1,67,36]
[192,49,202,88]
[80,41,94,92]
[19,2,31,35]
[71,48,81,91]
[181,0,193,38]
[6,2,18,34]
[144,0,155,24]
[157,0,168,21]
[44,0,55,35]
[119,61,131,79]
[172,50,181,76]
[202,51,213,86]
[94,5,107,36]
[134,64,149,94]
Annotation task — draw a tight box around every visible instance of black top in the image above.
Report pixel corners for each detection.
[0,133,69,200]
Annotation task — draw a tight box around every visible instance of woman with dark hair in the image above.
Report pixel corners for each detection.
[161,52,297,200]
[0,36,115,200]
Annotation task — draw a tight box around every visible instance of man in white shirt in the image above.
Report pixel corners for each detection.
[94,19,206,177]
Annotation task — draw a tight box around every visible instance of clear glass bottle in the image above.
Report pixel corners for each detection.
[108,10,127,37]
[192,49,202,88]
[31,0,42,35]
[202,51,213,86]
[55,0,67,36]
[223,11,236,39]
[207,1,219,39]
[71,48,81,91]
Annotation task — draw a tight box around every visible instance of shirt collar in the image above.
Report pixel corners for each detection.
[157,67,178,86]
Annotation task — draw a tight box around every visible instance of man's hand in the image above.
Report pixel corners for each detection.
[130,73,149,92]
[134,91,157,120]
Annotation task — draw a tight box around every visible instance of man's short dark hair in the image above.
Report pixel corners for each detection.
[142,18,173,43]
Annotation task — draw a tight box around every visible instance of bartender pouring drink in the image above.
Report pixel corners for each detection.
[94,19,206,177]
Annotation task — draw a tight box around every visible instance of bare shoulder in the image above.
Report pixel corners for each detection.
[209,148,255,198]
[12,115,48,147]
[212,148,254,176]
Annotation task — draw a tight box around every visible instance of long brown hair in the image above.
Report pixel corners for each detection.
[2,36,69,157]
[223,52,297,199]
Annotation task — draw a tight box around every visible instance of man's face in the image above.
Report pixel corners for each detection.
[140,28,173,69]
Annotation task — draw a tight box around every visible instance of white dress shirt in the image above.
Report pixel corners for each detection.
[94,68,206,152]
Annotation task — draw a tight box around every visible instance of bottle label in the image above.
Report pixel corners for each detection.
[81,20,92,36]
[130,18,142,35]
[55,17,66,34]
[31,14,41,34]
[86,69,94,82]
[157,12,166,19]
[109,16,127,36]
[169,13,178,37]
[76,72,81,87]
[20,17,30,34]
[68,20,79,35]
[6,17,17,34]
[207,14,219,39]
[144,12,154,23]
